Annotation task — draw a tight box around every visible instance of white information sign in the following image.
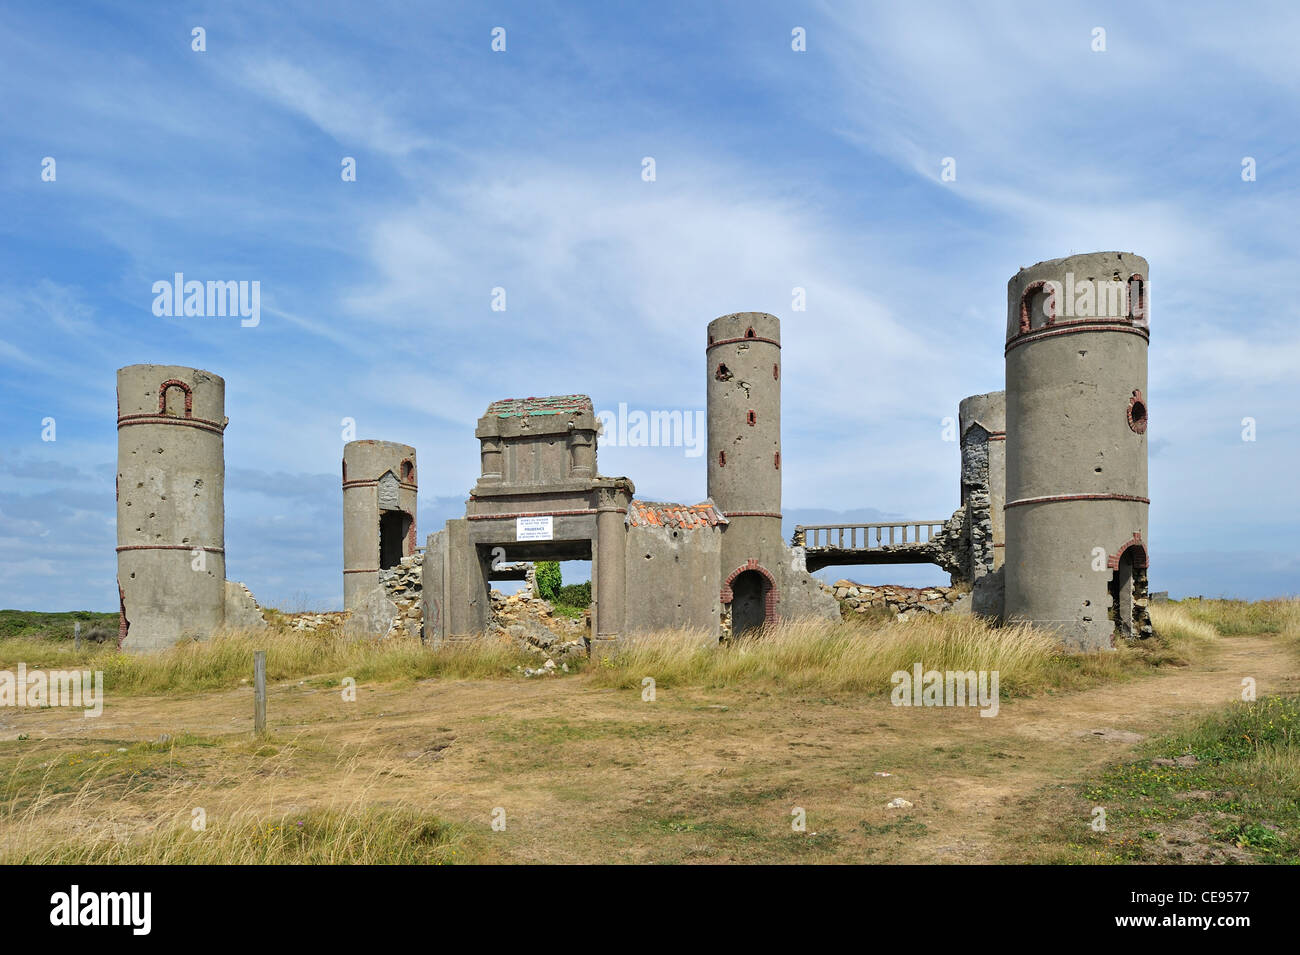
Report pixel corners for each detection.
[516,516,554,542]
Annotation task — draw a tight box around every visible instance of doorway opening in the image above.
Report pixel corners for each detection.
[729,569,771,638]
[1108,544,1151,641]
[379,510,412,569]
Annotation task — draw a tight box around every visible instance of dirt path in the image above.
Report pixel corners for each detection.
[6,632,1297,863]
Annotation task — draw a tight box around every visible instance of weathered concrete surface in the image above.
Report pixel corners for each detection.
[342,585,401,641]
[624,501,724,638]
[223,580,267,630]
[1004,252,1150,650]
[708,312,785,633]
[343,440,416,610]
[117,364,227,653]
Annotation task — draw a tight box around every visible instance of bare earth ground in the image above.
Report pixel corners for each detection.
[3,632,1296,863]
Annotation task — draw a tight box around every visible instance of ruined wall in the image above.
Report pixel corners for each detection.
[623,502,723,639]
[117,365,227,652]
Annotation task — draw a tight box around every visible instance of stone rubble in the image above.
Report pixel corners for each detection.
[490,588,588,665]
[821,580,967,622]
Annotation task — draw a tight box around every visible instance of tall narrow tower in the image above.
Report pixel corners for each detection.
[342,440,418,608]
[116,364,227,652]
[706,312,784,634]
[1003,252,1151,650]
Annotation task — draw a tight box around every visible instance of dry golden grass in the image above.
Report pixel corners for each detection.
[0,742,467,864]
[585,612,1198,696]
[0,601,1233,702]
[0,625,538,696]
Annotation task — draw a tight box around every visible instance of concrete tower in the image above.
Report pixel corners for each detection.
[958,391,1007,618]
[1004,252,1151,650]
[116,365,227,652]
[343,440,417,609]
[706,312,784,635]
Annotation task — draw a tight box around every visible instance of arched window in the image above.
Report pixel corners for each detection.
[1019,280,1057,334]
[401,459,415,483]
[157,379,193,418]
[744,326,756,339]
[1127,274,1146,324]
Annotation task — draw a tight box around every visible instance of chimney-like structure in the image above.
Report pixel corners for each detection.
[1003,252,1151,649]
[116,364,227,652]
[707,312,784,635]
[342,440,417,608]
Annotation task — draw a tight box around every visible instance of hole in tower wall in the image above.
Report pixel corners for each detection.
[379,511,412,570]
[715,363,732,381]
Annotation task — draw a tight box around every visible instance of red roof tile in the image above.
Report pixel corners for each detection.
[626,500,727,530]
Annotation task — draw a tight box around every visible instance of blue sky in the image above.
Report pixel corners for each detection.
[2,1,1297,611]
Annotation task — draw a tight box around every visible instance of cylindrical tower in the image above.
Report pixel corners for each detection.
[116,364,227,652]
[958,390,1007,574]
[707,312,784,634]
[342,440,417,608]
[1004,252,1150,650]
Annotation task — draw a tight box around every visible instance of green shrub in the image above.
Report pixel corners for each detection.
[556,582,591,609]
[535,562,562,602]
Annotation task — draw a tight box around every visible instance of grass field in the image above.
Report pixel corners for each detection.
[0,599,1295,863]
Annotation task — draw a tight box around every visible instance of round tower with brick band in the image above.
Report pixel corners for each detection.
[116,364,227,652]
[1003,252,1151,650]
[706,312,784,636]
[343,440,418,609]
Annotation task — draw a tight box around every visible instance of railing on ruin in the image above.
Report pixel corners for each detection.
[794,521,947,551]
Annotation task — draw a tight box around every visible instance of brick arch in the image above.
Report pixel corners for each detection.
[1107,532,1148,570]
[158,379,193,418]
[1018,280,1057,334]
[720,559,780,623]
[1127,273,1146,323]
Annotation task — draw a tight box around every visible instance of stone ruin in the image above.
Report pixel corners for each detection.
[116,251,1151,653]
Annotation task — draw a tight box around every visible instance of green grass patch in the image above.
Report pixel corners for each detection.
[1069,695,1300,863]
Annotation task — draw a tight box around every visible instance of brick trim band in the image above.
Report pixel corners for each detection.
[343,568,380,574]
[1005,321,1149,354]
[707,336,781,349]
[116,544,225,553]
[466,508,598,520]
[117,415,226,435]
[342,479,418,491]
[987,431,1006,441]
[1005,493,1150,509]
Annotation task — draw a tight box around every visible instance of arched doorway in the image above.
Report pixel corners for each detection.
[730,570,770,637]
[1108,540,1150,641]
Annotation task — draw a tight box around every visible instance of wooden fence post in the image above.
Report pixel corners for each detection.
[254,650,267,736]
